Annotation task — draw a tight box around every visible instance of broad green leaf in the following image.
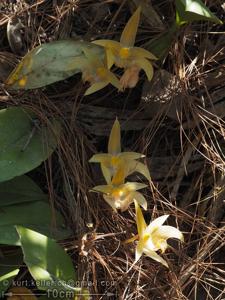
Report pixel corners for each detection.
[0,201,72,244]
[0,107,60,182]
[0,250,23,294]
[149,0,222,59]
[0,225,21,245]
[148,22,179,59]
[17,226,76,292]
[5,40,104,89]
[175,0,222,25]
[0,201,54,226]
[0,269,19,295]
[0,175,47,207]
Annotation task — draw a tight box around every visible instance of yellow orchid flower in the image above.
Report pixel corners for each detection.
[73,47,121,95]
[134,201,184,268]
[89,118,150,184]
[93,6,157,90]
[92,175,147,211]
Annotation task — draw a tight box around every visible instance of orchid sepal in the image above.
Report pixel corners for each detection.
[134,201,184,268]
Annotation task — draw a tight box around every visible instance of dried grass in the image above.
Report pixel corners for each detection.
[0,0,225,299]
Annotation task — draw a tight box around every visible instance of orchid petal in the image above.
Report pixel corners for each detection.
[132,191,147,210]
[127,160,151,181]
[135,241,144,262]
[82,47,103,69]
[145,236,156,251]
[84,81,108,96]
[108,118,121,154]
[134,200,147,237]
[120,6,141,47]
[92,185,113,194]
[124,182,147,191]
[132,47,157,60]
[143,248,169,268]
[156,226,184,242]
[145,235,168,253]
[103,194,117,211]
[158,241,168,254]
[135,57,154,81]
[119,152,145,160]
[101,164,113,184]
[92,40,121,61]
[124,234,138,244]
[119,195,133,212]
[92,39,121,50]
[119,66,140,89]
[112,168,125,185]
[84,81,108,95]
[106,49,115,68]
[89,153,110,163]
[145,215,169,235]
[107,71,121,90]
[104,193,132,212]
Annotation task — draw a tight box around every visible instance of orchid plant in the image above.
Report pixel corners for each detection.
[89,118,150,211]
[92,181,147,212]
[89,118,150,184]
[72,47,121,95]
[89,119,184,266]
[93,6,157,90]
[92,167,147,211]
[134,200,184,267]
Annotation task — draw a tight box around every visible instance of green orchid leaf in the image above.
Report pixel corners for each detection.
[148,0,222,59]
[175,0,222,25]
[0,269,19,296]
[148,22,178,59]
[0,201,72,245]
[17,226,76,292]
[0,250,23,294]
[0,175,72,246]
[0,107,60,182]
[0,225,21,245]
[5,40,104,89]
[0,175,47,207]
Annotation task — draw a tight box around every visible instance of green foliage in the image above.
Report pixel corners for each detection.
[0,176,70,246]
[0,106,74,296]
[0,225,21,245]
[0,250,23,294]
[0,107,60,182]
[148,23,178,59]
[0,201,71,245]
[0,115,70,244]
[148,0,222,60]
[0,175,47,206]
[5,40,103,89]
[17,227,77,292]
[175,0,222,25]
[0,269,19,295]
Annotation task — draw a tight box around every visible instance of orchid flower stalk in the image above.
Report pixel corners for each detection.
[93,6,157,90]
[134,201,184,267]
[89,118,150,184]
